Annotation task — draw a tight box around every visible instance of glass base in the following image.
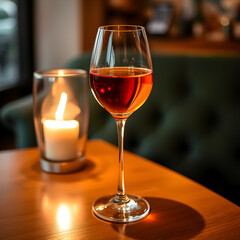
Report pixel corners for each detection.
[92,194,150,223]
[40,156,85,173]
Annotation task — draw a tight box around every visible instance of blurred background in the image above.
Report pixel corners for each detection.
[0,0,240,204]
[1,0,240,149]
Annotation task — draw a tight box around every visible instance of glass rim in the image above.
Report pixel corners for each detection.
[98,25,145,32]
[34,69,87,78]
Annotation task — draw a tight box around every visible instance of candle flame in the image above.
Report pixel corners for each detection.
[58,70,64,76]
[55,92,67,120]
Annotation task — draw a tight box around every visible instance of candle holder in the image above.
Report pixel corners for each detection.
[33,69,89,173]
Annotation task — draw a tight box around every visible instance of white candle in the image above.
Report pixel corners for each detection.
[43,119,79,161]
[43,91,79,161]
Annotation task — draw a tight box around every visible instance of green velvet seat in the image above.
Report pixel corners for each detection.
[1,52,240,205]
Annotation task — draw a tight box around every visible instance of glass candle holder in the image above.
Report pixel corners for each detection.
[33,69,89,173]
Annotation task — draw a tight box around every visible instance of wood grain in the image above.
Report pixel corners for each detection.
[0,139,239,239]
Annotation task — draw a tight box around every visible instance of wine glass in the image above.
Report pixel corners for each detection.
[89,25,153,223]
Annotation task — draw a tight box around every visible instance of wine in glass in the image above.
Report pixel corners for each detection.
[90,25,153,223]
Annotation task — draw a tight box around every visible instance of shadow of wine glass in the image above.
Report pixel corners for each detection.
[112,197,205,240]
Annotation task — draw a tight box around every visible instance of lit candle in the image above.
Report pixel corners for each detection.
[43,92,79,161]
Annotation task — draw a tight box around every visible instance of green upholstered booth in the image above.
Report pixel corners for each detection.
[1,52,240,206]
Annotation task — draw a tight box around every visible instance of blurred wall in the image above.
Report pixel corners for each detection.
[34,0,82,70]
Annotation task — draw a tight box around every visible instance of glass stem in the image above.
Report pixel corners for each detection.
[115,119,129,204]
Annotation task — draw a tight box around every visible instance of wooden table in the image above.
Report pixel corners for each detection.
[0,140,239,239]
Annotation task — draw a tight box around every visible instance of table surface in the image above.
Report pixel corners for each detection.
[0,139,239,240]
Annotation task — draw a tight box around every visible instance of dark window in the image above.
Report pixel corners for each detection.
[0,0,34,150]
[0,0,33,101]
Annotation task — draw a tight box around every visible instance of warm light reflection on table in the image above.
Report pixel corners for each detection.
[40,186,82,234]
[57,204,71,231]
[145,213,158,222]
